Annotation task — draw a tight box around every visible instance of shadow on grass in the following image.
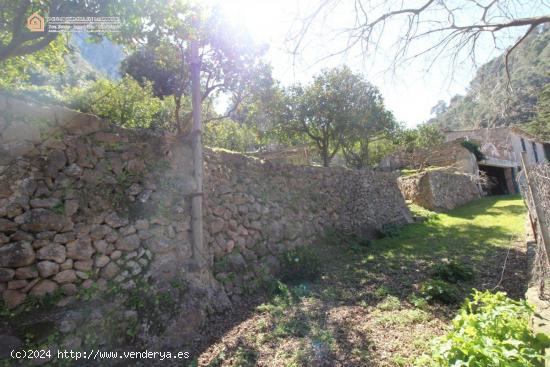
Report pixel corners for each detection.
[189,195,528,366]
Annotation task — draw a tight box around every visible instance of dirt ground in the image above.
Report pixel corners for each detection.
[190,196,528,367]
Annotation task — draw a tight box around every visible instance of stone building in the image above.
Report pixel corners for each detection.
[444,126,549,195]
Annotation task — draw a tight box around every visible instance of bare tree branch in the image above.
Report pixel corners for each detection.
[288,0,550,80]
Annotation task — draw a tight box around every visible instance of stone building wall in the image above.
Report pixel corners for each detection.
[398,170,481,211]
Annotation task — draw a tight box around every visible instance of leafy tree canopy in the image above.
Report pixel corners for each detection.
[278,66,395,167]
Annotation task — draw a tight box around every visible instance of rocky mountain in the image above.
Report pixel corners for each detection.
[430,25,550,130]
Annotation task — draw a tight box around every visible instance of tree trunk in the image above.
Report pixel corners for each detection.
[174,94,182,133]
[322,148,330,167]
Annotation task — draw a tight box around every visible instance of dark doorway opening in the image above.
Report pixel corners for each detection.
[479,165,509,195]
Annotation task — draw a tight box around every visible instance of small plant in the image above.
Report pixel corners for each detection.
[279,246,321,282]
[461,140,485,161]
[375,223,402,239]
[232,346,258,367]
[273,316,310,337]
[377,295,401,311]
[419,279,460,304]
[417,290,550,366]
[51,202,65,215]
[408,293,429,310]
[374,285,394,298]
[430,261,474,283]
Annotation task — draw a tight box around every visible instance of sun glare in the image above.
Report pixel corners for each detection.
[206,0,288,43]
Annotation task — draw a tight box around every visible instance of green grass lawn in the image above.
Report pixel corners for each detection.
[198,195,528,367]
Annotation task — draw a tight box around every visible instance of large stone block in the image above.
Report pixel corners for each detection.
[115,234,140,252]
[36,244,66,264]
[66,238,94,260]
[0,242,35,267]
[19,209,66,232]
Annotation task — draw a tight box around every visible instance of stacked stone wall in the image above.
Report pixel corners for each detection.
[398,170,481,211]
[203,151,412,301]
[0,94,412,354]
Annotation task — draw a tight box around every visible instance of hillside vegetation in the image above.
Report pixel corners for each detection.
[430,25,550,130]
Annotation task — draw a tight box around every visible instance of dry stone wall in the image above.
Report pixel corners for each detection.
[0,95,198,311]
[0,94,413,354]
[398,170,481,211]
[204,150,412,302]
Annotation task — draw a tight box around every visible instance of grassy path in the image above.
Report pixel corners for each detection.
[197,195,527,366]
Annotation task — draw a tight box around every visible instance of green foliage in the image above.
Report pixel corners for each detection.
[526,82,550,141]
[232,347,259,367]
[0,35,67,88]
[279,246,321,282]
[278,66,394,167]
[377,295,401,311]
[417,290,550,366]
[461,140,485,161]
[393,123,444,153]
[66,76,165,128]
[204,119,260,152]
[431,261,474,283]
[430,26,550,130]
[419,279,461,304]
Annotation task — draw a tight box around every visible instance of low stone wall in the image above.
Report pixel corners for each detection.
[380,139,477,174]
[204,151,412,301]
[398,170,481,211]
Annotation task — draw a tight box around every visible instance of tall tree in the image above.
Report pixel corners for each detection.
[120,3,268,133]
[281,66,394,167]
[122,46,189,130]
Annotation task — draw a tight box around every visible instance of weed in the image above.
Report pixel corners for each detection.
[419,279,461,304]
[408,293,429,310]
[232,346,258,367]
[274,316,310,337]
[374,285,394,298]
[377,295,401,311]
[279,246,321,282]
[52,202,65,215]
[431,261,474,283]
[417,290,550,366]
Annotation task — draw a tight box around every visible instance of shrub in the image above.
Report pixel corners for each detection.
[431,261,474,283]
[419,279,460,304]
[279,246,321,282]
[323,229,371,252]
[461,140,485,161]
[375,223,402,239]
[66,76,166,129]
[417,290,550,366]
[204,118,260,153]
